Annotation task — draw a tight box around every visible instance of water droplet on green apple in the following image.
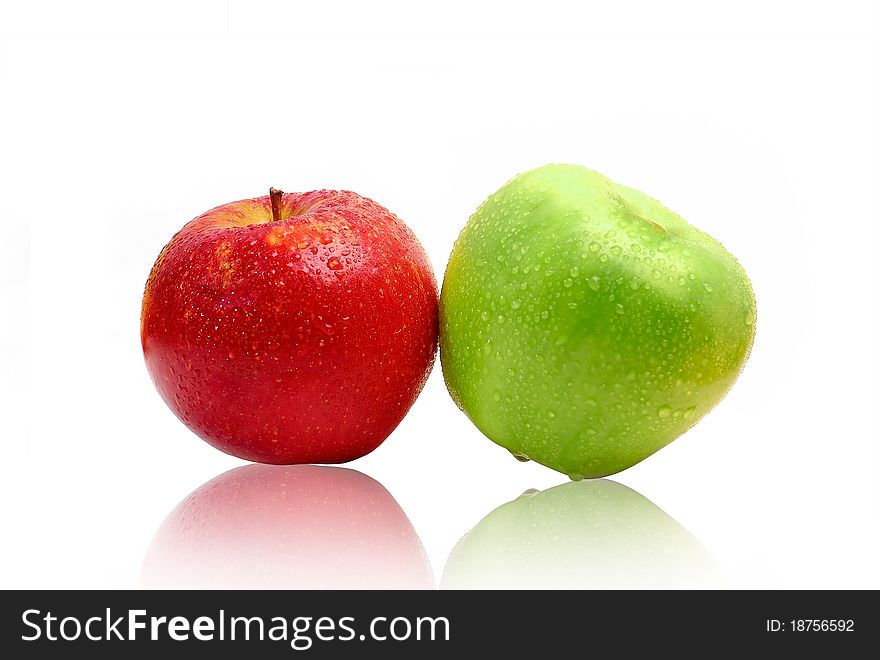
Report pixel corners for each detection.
[703,283,713,292]
[588,241,600,252]
[657,405,672,418]
[683,406,696,419]
[481,311,489,321]
[512,451,531,462]
[511,299,522,310]
[567,473,585,482]
[615,304,625,315]
[563,278,573,288]
[610,245,622,255]
[588,276,601,291]
[569,267,579,278]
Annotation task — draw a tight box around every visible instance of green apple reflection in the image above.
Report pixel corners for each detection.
[441,479,721,589]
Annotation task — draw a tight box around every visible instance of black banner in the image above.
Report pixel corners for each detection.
[0,590,875,657]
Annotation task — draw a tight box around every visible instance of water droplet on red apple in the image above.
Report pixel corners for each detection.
[327,257,342,270]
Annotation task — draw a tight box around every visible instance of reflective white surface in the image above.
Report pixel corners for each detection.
[1,2,878,589]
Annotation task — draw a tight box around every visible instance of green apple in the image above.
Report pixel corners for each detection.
[440,480,719,589]
[440,164,756,478]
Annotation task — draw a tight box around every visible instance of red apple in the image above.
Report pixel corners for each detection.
[141,464,434,589]
[141,188,438,463]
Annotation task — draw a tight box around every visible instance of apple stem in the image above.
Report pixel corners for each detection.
[269,187,284,223]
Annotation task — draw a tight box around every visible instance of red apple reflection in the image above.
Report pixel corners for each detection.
[142,464,433,589]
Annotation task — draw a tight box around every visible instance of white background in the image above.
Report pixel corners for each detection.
[1,0,878,589]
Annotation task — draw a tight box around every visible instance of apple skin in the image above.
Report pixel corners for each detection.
[142,190,438,464]
[142,464,434,589]
[440,480,718,589]
[440,165,756,478]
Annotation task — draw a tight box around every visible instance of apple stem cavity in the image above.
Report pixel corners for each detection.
[269,187,284,223]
